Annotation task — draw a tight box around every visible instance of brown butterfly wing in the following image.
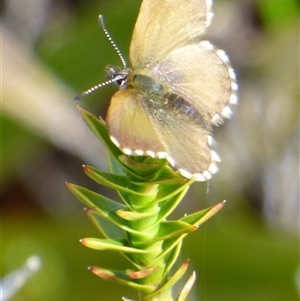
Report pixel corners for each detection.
[106,89,166,157]
[138,92,220,180]
[156,42,237,125]
[130,0,212,67]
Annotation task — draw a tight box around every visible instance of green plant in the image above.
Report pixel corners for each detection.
[67,107,225,301]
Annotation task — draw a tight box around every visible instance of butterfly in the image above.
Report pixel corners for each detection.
[76,0,238,181]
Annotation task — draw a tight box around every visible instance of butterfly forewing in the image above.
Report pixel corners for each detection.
[130,0,212,68]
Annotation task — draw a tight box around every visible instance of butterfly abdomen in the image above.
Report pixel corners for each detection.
[162,93,209,128]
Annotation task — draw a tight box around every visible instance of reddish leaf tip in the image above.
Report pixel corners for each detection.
[182,260,190,268]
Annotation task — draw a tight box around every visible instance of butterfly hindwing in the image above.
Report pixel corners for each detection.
[156,42,237,125]
[132,87,220,180]
[106,89,167,157]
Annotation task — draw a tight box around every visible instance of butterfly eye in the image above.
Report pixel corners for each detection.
[114,75,127,87]
[106,65,128,87]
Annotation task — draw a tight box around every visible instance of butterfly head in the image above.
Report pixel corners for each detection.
[106,65,129,88]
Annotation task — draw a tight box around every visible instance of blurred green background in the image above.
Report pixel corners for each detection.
[2,0,299,300]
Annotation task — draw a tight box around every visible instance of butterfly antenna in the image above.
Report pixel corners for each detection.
[99,15,127,69]
[74,15,127,101]
[74,78,117,101]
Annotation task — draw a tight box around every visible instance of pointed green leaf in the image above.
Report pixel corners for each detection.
[67,182,125,211]
[154,237,185,263]
[116,209,159,221]
[80,238,149,254]
[180,201,226,226]
[157,221,196,240]
[148,202,226,265]
[126,266,159,279]
[156,181,192,203]
[85,208,126,239]
[83,164,128,187]
[155,186,190,223]
[133,221,196,246]
[89,266,155,293]
[164,240,182,276]
[66,183,129,228]
[78,107,122,160]
[66,183,150,235]
[83,165,158,197]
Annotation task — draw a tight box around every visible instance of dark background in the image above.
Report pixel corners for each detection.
[2,0,299,300]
